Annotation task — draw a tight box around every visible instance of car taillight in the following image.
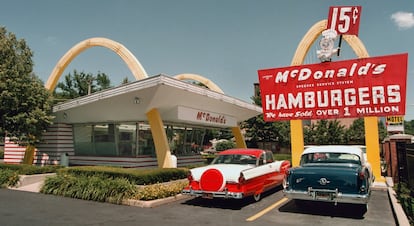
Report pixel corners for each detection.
[286,169,291,176]
[359,171,365,180]
[187,172,194,181]
[238,173,245,184]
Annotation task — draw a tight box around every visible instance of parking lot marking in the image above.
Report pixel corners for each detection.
[246,197,289,222]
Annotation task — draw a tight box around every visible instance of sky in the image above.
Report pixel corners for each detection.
[1,0,414,119]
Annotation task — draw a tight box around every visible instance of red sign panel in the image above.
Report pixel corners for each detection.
[258,53,408,121]
[327,6,361,36]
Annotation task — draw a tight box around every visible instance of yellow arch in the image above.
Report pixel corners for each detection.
[290,19,369,66]
[174,73,224,94]
[290,20,382,182]
[45,37,148,91]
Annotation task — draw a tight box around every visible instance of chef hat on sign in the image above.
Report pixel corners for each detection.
[321,29,338,40]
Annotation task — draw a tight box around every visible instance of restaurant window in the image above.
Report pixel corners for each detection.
[138,123,155,156]
[73,124,94,156]
[165,124,207,156]
[73,122,155,157]
[94,124,117,156]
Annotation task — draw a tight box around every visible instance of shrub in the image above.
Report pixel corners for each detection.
[395,182,414,224]
[57,166,188,185]
[0,169,19,187]
[0,163,62,175]
[41,174,136,204]
[133,180,188,201]
[40,166,192,202]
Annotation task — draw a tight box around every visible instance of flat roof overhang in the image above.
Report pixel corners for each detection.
[53,74,262,128]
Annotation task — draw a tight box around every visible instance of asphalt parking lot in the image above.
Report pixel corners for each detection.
[0,186,398,226]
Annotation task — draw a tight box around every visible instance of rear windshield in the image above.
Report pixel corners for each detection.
[300,152,361,165]
[211,154,257,165]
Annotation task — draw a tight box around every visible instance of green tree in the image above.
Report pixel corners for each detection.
[215,140,235,152]
[0,27,54,164]
[345,118,387,144]
[121,76,130,84]
[54,70,112,101]
[346,118,365,144]
[404,120,414,135]
[304,120,346,145]
[242,87,291,150]
[217,129,234,140]
[377,120,387,142]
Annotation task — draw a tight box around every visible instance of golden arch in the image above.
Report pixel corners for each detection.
[45,37,148,91]
[174,73,224,94]
[45,37,246,167]
[290,20,382,182]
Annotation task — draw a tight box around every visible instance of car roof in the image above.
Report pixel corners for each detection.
[303,145,363,156]
[218,148,265,158]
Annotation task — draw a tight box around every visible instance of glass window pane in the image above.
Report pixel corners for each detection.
[138,123,155,156]
[118,124,137,157]
[94,124,117,156]
[73,125,94,156]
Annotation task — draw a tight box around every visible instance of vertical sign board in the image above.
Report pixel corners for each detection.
[386,116,404,133]
[258,53,408,122]
[327,6,362,36]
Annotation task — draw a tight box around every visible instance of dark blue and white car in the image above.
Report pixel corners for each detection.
[284,145,374,207]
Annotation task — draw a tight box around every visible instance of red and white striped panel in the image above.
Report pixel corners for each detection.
[4,137,35,164]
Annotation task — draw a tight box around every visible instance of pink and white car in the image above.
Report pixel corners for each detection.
[182,148,290,201]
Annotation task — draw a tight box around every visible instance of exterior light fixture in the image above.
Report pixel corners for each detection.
[134,97,140,104]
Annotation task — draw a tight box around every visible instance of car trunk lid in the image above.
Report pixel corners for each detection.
[289,164,361,193]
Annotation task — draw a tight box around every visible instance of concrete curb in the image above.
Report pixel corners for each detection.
[385,177,411,226]
[122,194,191,208]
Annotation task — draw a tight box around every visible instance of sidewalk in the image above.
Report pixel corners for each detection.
[8,173,55,193]
[385,177,411,226]
[10,181,44,193]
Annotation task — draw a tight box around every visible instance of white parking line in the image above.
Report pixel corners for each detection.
[246,197,289,222]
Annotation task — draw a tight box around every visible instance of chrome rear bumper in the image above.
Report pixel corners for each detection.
[182,187,244,199]
[284,187,370,204]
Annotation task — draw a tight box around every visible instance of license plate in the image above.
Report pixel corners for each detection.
[202,193,213,199]
[317,192,330,197]
[315,192,332,200]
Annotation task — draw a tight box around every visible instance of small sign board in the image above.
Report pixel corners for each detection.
[386,116,404,133]
[327,6,361,36]
[386,116,404,124]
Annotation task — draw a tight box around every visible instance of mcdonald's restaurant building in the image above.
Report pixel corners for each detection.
[4,74,262,168]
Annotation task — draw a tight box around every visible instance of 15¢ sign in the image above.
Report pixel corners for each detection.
[327,6,361,36]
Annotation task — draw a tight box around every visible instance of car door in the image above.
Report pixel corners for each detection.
[262,151,279,188]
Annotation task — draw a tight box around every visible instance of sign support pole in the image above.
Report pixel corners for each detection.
[365,117,384,182]
[290,120,304,167]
